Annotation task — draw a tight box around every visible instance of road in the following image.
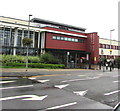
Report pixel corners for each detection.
[1,69,119,110]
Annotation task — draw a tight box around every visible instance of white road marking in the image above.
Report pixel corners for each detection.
[104,90,120,96]
[37,80,50,83]
[67,74,72,75]
[28,77,36,80]
[113,81,120,83]
[78,75,86,77]
[47,102,77,110]
[73,90,88,96]
[54,84,69,89]
[112,75,119,77]
[28,78,50,83]
[22,95,48,100]
[61,76,100,83]
[0,85,34,90]
[0,95,48,101]
[0,81,15,84]
[97,74,103,76]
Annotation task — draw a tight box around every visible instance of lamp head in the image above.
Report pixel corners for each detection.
[110,29,115,31]
[29,14,32,17]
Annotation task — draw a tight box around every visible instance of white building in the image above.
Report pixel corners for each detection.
[99,38,120,59]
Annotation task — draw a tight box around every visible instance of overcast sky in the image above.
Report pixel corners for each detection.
[0,0,119,40]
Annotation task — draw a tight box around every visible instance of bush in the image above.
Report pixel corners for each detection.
[40,53,59,64]
[1,55,40,63]
[115,57,120,63]
[2,63,65,69]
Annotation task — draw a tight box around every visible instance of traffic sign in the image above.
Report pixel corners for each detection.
[110,49,112,54]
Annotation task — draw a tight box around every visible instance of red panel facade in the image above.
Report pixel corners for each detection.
[86,33,99,64]
[42,27,87,36]
[45,32,87,51]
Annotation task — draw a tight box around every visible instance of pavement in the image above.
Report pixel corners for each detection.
[1,68,90,77]
[1,67,119,77]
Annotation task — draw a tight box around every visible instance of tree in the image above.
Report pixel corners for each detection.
[22,37,33,71]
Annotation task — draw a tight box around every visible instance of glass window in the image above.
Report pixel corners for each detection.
[104,44,106,48]
[57,36,61,40]
[53,36,56,39]
[82,39,85,43]
[0,27,4,46]
[75,39,78,42]
[71,38,75,42]
[17,30,22,47]
[11,30,15,46]
[4,28,10,46]
[68,38,72,41]
[64,37,68,41]
[60,37,64,40]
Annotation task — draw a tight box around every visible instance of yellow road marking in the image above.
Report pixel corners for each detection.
[24,74,69,78]
[0,77,9,78]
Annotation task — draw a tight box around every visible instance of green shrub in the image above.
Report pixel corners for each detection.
[40,53,59,64]
[28,56,40,63]
[1,55,40,63]
[115,57,120,63]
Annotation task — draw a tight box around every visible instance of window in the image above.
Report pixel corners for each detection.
[4,28,10,46]
[52,35,85,43]
[61,37,64,40]
[99,44,102,48]
[75,39,78,42]
[53,36,57,39]
[17,30,22,47]
[68,38,72,41]
[71,38,75,42]
[57,36,61,40]
[64,37,68,41]
[106,45,109,49]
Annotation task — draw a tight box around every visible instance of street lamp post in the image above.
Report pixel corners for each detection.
[26,14,32,71]
[109,29,115,71]
[110,29,115,49]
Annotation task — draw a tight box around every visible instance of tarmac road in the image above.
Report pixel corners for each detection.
[1,68,119,110]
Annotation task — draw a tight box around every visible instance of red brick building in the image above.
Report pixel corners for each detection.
[32,18,99,65]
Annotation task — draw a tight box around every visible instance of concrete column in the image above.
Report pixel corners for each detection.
[41,32,45,54]
[38,31,41,48]
[21,29,24,47]
[32,31,35,48]
[2,26,5,46]
[13,27,18,55]
[9,27,12,46]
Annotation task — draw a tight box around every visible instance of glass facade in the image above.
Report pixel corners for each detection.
[0,26,40,55]
[0,27,4,46]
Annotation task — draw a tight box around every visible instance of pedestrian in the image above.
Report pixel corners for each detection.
[109,61,112,72]
[98,60,102,70]
[106,62,108,70]
[118,62,120,70]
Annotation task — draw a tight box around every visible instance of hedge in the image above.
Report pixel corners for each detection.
[1,54,40,63]
[2,63,65,69]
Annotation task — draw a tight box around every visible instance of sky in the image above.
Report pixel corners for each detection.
[0,0,119,40]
